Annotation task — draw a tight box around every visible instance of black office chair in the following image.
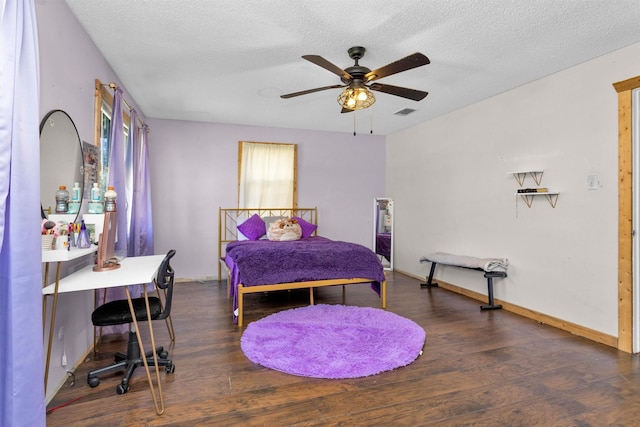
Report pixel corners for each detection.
[87,249,177,395]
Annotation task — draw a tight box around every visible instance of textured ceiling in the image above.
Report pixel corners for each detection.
[64,0,640,136]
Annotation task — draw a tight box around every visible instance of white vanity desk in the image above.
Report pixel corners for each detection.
[42,253,167,415]
[42,246,97,394]
[42,254,165,295]
[42,245,97,264]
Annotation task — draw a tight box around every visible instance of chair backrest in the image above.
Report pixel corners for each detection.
[155,249,176,320]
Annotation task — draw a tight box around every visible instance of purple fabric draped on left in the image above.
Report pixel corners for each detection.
[0,1,47,425]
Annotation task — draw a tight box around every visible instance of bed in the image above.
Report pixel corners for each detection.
[218,207,387,326]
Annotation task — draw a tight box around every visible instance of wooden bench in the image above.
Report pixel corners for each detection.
[419,252,508,310]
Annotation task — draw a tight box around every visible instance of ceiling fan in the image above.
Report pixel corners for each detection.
[281,46,430,113]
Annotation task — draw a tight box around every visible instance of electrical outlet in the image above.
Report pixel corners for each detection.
[58,326,64,341]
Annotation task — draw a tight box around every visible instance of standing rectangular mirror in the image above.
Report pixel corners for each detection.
[373,198,393,271]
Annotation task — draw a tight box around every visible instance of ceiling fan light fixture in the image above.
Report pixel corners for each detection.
[337,87,375,110]
[282,47,429,115]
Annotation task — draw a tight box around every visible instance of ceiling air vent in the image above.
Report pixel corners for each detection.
[394,108,416,116]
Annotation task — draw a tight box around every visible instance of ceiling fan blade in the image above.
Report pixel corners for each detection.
[369,83,428,101]
[280,84,345,99]
[302,55,353,81]
[364,53,430,82]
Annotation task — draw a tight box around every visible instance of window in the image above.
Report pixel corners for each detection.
[238,141,297,208]
[93,79,131,199]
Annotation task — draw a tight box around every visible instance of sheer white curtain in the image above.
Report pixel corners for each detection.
[238,142,295,208]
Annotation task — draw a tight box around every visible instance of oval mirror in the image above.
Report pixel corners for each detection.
[40,110,84,222]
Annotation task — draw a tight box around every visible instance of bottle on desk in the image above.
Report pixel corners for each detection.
[71,182,81,202]
[77,220,91,249]
[104,186,117,212]
[88,183,104,214]
[90,183,101,202]
[68,182,81,214]
[55,185,69,213]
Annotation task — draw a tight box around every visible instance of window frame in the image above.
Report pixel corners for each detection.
[93,79,131,195]
[237,141,298,208]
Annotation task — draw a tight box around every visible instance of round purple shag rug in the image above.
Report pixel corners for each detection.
[240,304,426,379]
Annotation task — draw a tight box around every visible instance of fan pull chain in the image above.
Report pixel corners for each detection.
[370,109,373,134]
[353,111,356,136]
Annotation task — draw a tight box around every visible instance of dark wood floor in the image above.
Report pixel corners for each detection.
[46,272,640,426]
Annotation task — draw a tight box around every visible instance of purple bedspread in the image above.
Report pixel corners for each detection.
[226,236,386,287]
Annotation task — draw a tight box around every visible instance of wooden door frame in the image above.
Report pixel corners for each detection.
[615,75,640,353]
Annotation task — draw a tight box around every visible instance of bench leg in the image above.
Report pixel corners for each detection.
[480,272,505,310]
[420,263,439,288]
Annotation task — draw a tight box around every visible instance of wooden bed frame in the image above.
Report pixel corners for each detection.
[218,207,387,326]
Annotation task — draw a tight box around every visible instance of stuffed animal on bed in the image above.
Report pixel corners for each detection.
[267,218,302,241]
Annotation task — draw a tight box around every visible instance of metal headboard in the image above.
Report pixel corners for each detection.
[217,207,318,279]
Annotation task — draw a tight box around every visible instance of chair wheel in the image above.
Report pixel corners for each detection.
[166,363,175,374]
[159,350,168,359]
[87,376,100,388]
[116,383,129,394]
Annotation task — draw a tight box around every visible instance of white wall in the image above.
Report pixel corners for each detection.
[388,41,640,337]
[146,119,386,280]
[36,0,145,399]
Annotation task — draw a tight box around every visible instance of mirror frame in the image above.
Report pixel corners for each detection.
[373,197,393,271]
[39,109,84,222]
